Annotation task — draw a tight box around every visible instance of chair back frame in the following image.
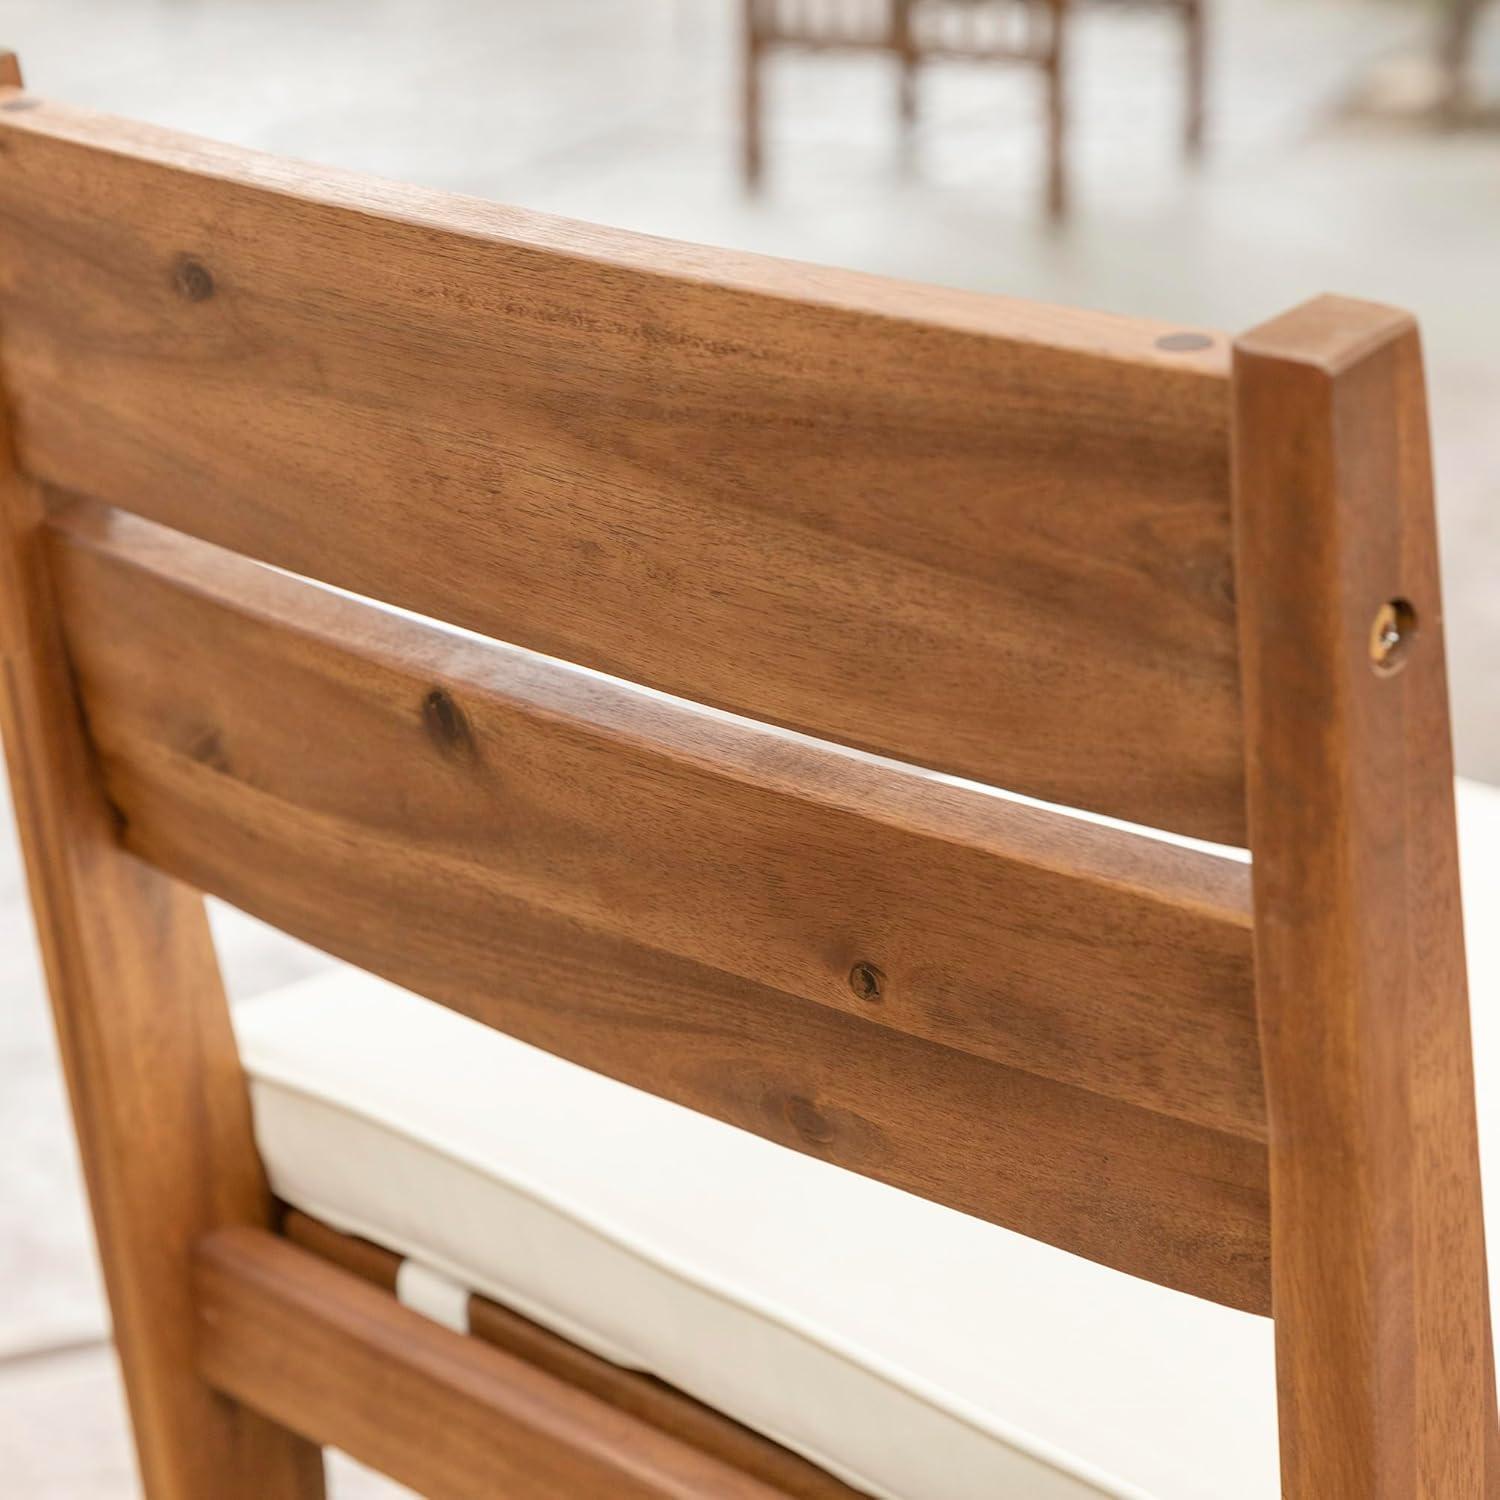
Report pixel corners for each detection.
[0,54,1492,1498]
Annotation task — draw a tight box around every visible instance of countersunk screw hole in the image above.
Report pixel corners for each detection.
[1155,331,1213,353]
[1369,598,1418,676]
[848,961,885,1003]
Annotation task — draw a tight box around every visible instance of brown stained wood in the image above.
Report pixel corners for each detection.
[49,498,1260,1136]
[1233,295,1497,1496]
[5,71,1492,1498]
[281,1211,869,1500]
[0,414,324,1488]
[0,97,1245,842]
[46,498,1271,1310]
[283,1210,406,1294]
[196,1228,806,1500]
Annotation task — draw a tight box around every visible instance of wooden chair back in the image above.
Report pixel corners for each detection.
[0,56,1491,1498]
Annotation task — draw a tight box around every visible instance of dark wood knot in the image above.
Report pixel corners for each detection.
[172,255,215,303]
[185,727,231,774]
[848,961,885,1003]
[782,1095,836,1146]
[422,687,478,763]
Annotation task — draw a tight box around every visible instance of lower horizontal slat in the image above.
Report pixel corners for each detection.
[194,1228,793,1500]
[281,1211,868,1500]
[50,497,1270,1311]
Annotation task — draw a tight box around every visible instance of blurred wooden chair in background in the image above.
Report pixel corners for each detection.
[742,0,1207,216]
[1439,0,1496,115]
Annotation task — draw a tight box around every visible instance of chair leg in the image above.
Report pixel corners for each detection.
[742,2,764,189]
[895,0,919,131]
[1044,0,1068,219]
[1183,0,1206,158]
[899,60,919,130]
[1439,0,1484,117]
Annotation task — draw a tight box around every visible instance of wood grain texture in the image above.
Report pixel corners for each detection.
[49,498,1266,1308]
[0,421,324,1488]
[282,1211,868,1500]
[0,96,1245,841]
[196,1228,803,1500]
[7,70,1493,1498]
[1233,295,1497,1497]
[51,497,1260,1135]
[49,498,1270,1309]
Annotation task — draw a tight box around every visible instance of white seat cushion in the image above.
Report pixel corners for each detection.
[233,778,1500,1500]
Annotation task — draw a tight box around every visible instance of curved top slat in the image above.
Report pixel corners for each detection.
[0,98,1244,841]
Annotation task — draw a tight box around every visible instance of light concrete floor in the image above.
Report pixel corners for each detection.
[0,0,1496,1494]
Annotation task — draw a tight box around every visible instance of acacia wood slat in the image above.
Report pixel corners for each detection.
[1233,294,1498,1497]
[281,1211,868,1500]
[48,497,1261,1136]
[0,96,1245,841]
[195,1228,792,1500]
[49,498,1270,1310]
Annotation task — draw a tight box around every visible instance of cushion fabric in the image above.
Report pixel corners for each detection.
[233,778,1500,1500]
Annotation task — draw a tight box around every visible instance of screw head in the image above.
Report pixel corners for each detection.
[1369,598,1418,676]
[848,961,885,1003]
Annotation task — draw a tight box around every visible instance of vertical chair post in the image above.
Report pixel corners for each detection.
[1233,296,1498,1496]
[0,57,324,1498]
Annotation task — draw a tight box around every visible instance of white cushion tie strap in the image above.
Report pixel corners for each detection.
[395,1258,471,1336]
